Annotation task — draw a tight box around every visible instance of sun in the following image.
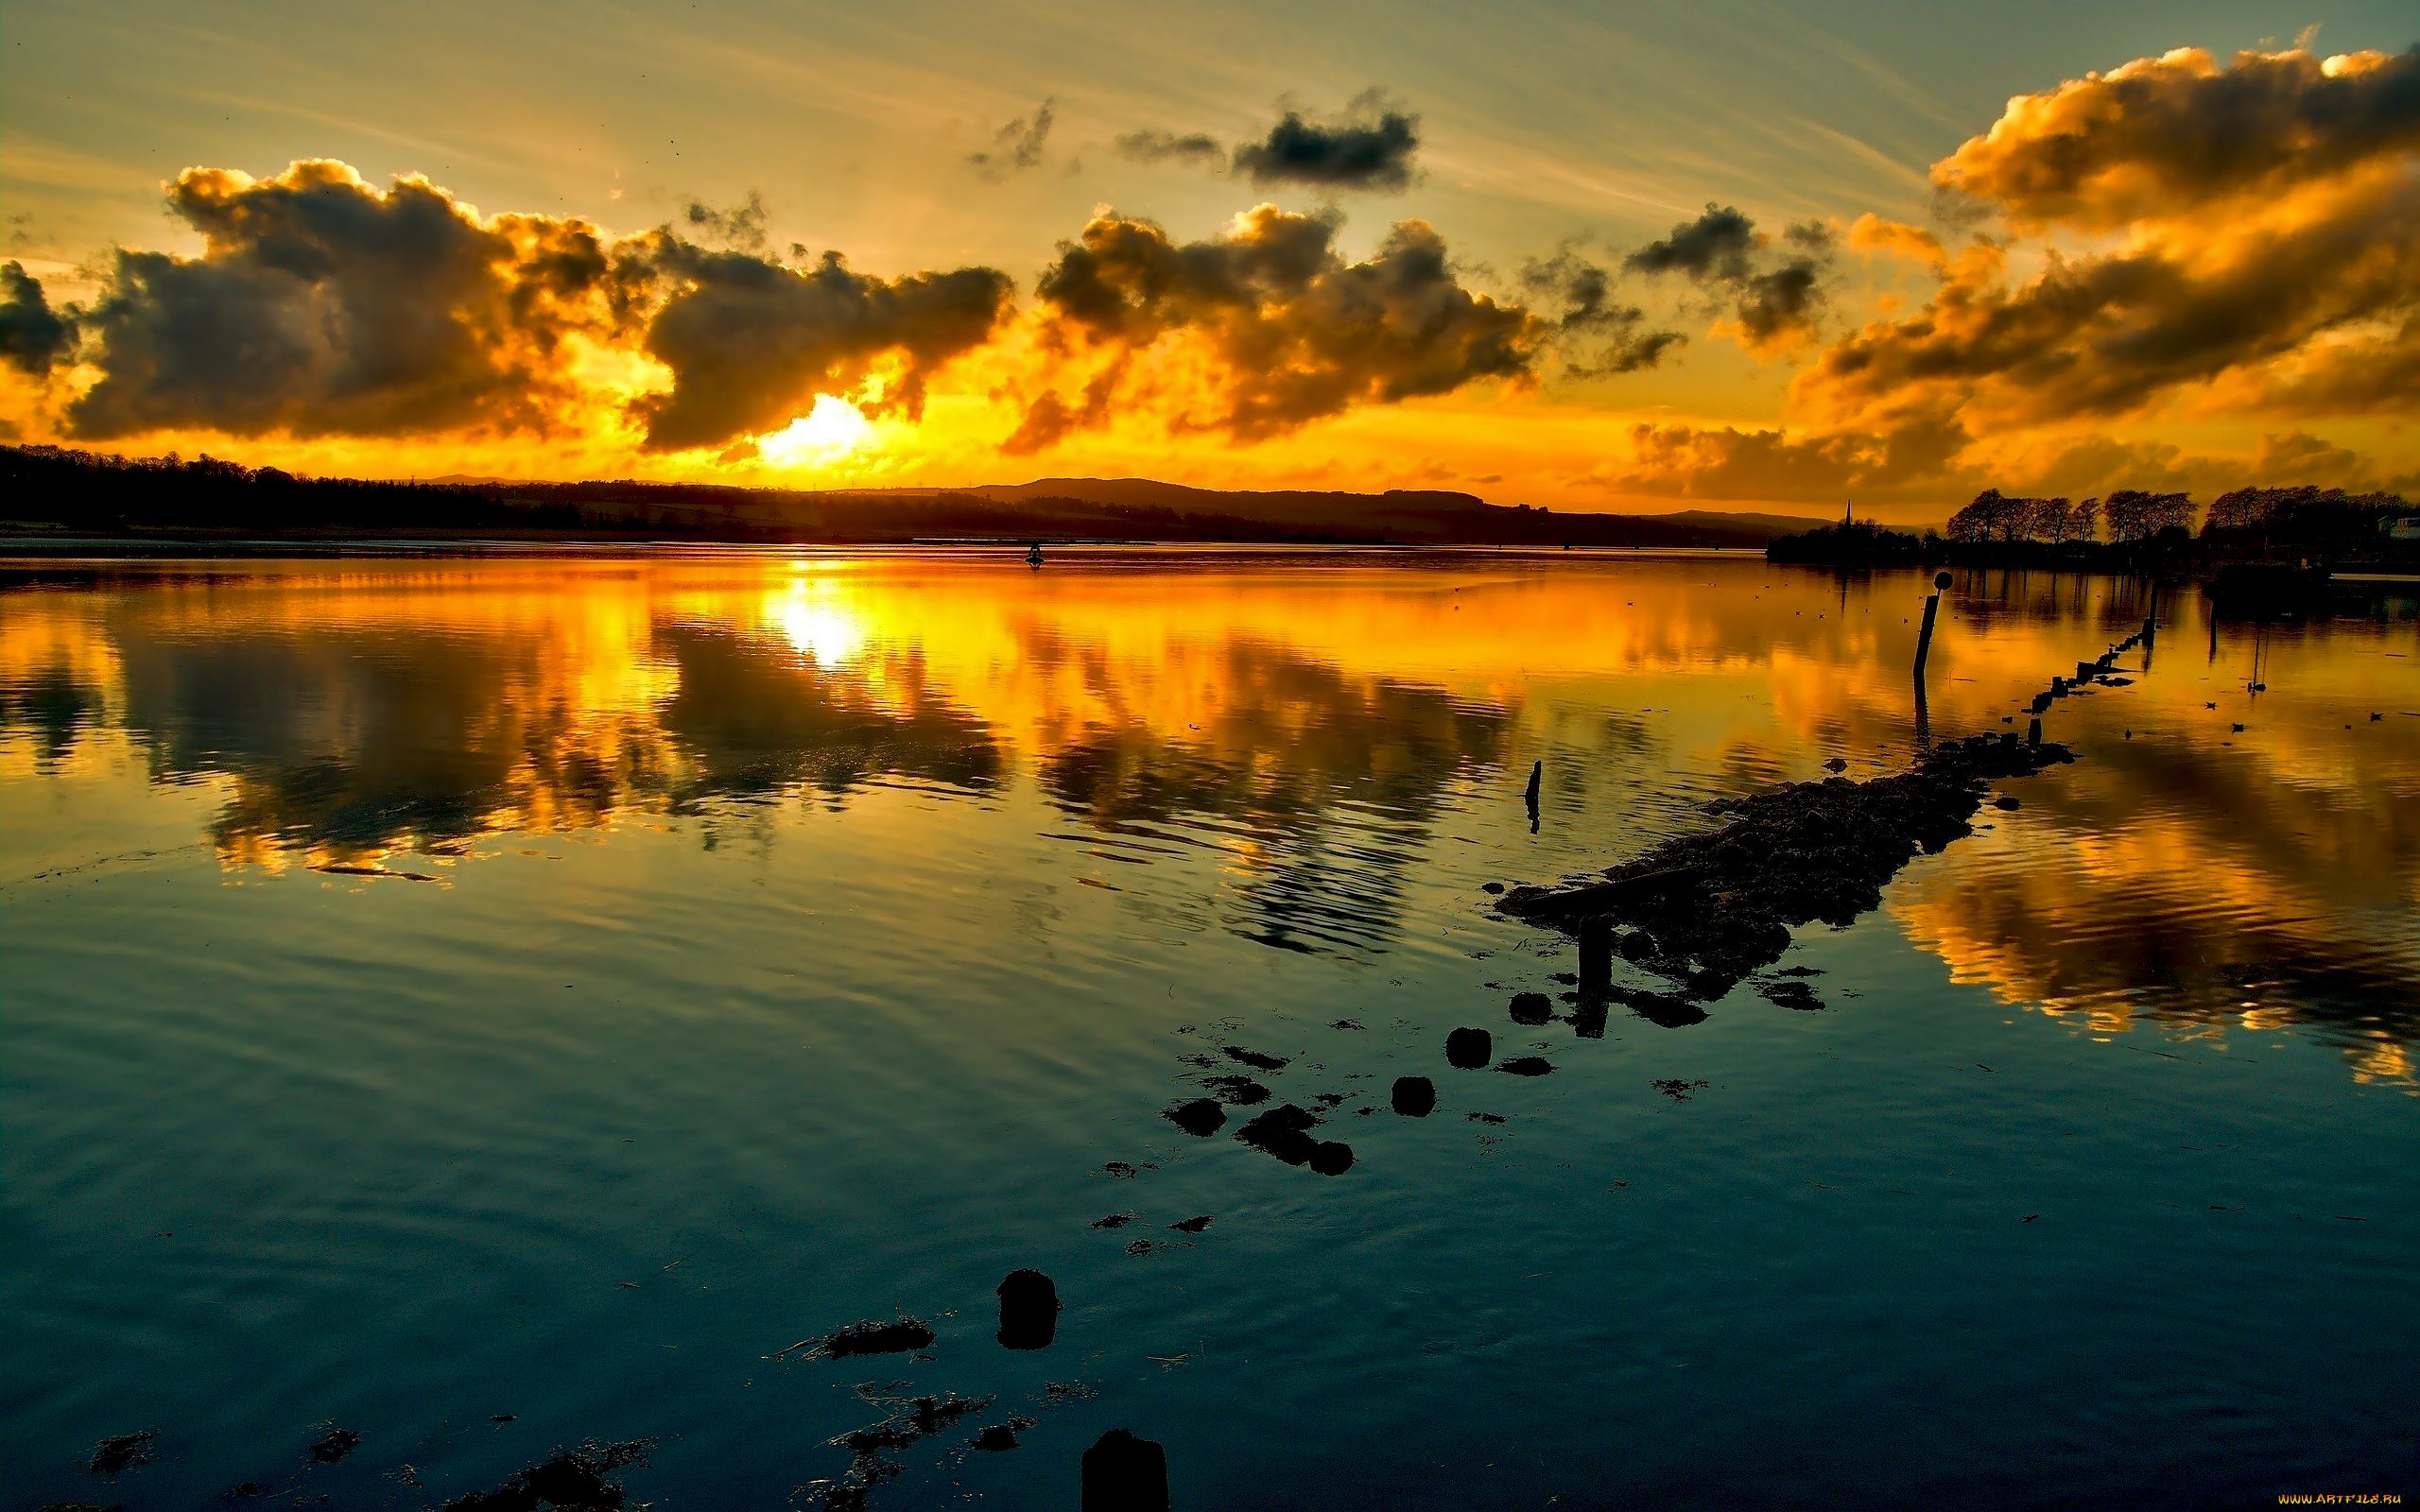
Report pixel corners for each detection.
[756,395,876,470]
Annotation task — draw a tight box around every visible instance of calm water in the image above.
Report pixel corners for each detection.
[3,550,2414,1509]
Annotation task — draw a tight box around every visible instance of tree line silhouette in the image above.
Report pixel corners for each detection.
[1771,484,2412,570]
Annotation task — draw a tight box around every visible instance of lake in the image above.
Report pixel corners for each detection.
[3,549,2415,1509]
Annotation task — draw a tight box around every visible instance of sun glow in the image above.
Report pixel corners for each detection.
[756,396,877,470]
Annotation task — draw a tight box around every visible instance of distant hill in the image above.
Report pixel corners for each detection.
[960,476,1822,546]
[1,446,1826,548]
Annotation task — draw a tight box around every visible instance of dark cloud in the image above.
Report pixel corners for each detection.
[1518,249,1685,374]
[1622,204,1830,351]
[66,161,620,439]
[1,262,77,377]
[1935,45,2420,230]
[1623,204,1757,281]
[968,100,1056,180]
[1114,129,1225,168]
[1013,205,1538,448]
[1230,94,1421,192]
[1734,257,1824,348]
[631,242,1011,451]
[681,192,769,252]
[50,160,1013,454]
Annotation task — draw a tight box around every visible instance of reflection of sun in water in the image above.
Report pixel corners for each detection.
[771,576,871,666]
[758,395,875,469]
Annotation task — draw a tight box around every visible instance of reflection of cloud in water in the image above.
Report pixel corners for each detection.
[657,622,1002,803]
[105,622,679,866]
[1034,638,1512,954]
[0,667,104,771]
[2,557,2411,1032]
[1894,718,2420,1091]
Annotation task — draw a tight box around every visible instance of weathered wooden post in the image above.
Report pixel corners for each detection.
[1579,916,1614,1000]
[1082,1429,1169,1512]
[1913,571,1952,680]
[995,1269,1060,1350]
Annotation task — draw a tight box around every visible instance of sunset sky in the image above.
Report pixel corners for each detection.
[2,0,2414,523]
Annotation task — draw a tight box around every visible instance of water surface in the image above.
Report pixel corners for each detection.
[4,550,2415,1508]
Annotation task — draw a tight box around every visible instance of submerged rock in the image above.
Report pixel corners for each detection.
[1391,1075,1437,1116]
[1756,979,1825,1012]
[1081,1428,1170,1512]
[1162,1098,1227,1137]
[308,1426,361,1464]
[1613,985,1706,1028]
[1308,1141,1355,1176]
[969,1417,1036,1452]
[997,1269,1061,1350]
[1612,927,1661,963]
[806,1395,991,1510]
[442,1438,653,1511]
[1199,1074,1270,1107]
[785,1314,937,1359]
[86,1431,156,1476]
[1508,992,1553,1025]
[1445,1027,1493,1069]
[1220,1045,1290,1071]
[1235,1104,1322,1165]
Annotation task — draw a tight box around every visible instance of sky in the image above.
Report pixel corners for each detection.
[1,0,2414,523]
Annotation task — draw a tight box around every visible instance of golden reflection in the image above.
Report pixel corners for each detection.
[3,554,2412,1074]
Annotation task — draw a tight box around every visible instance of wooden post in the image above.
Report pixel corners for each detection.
[1579,917,1613,1001]
[1912,571,1951,681]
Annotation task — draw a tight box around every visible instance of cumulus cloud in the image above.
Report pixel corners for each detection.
[1638,42,2420,515]
[1622,203,1832,352]
[1,261,77,377]
[1232,94,1421,191]
[1121,94,1422,192]
[1010,204,1536,449]
[1607,412,1977,504]
[630,241,1012,451]
[1934,45,2420,231]
[1624,204,1757,282]
[1518,249,1685,374]
[44,160,1022,455]
[1793,46,2420,435]
[968,100,1056,180]
[65,160,622,440]
[1844,214,1950,272]
[1796,185,2420,429]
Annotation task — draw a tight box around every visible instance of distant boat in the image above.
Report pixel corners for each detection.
[1027,541,1045,567]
